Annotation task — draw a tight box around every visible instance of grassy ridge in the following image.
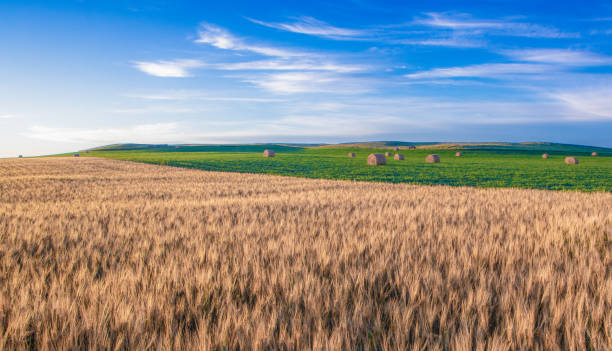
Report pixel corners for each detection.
[91,143,305,153]
[78,145,612,192]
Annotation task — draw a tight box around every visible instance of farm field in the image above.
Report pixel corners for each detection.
[75,143,612,192]
[1,157,611,349]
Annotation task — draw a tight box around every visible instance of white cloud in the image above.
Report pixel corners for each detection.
[22,90,610,148]
[128,91,285,102]
[133,59,205,77]
[0,114,16,119]
[415,12,504,30]
[503,49,612,66]
[415,12,579,38]
[110,106,203,114]
[247,16,367,40]
[243,72,373,94]
[405,63,552,79]
[550,87,612,120]
[24,123,183,143]
[395,37,483,48]
[282,95,578,126]
[195,23,304,57]
[215,59,366,72]
[590,29,612,35]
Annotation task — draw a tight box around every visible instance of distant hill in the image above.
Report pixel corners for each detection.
[87,143,308,153]
[318,141,436,148]
[85,141,612,156]
[318,141,612,155]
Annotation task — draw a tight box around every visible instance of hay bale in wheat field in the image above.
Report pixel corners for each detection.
[348,152,356,157]
[73,154,80,158]
[18,155,23,158]
[542,153,550,159]
[592,152,598,156]
[565,157,579,165]
[394,154,404,160]
[385,151,392,157]
[368,153,386,165]
[455,152,463,157]
[426,154,440,163]
[263,150,275,157]
[394,147,400,151]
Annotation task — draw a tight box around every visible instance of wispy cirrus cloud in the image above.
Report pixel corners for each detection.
[215,59,366,72]
[127,90,285,102]
[247,16,368,40]
[110,106,205,114]
[24,123,183,143]
[590,29,612,35]
[242,72,373,94]
[393,36,484,48]
[414,12,579,38]
[0,114,16,119]
[550,86,612,120]
[503,49,612,66]
[405,49,612,80]
[195,23,305,57]
[405,63,552,79]
[194,23,371,73]
[133,59,205,77]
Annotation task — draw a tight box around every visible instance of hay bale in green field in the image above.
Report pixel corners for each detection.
[426,154,440,163]
[565,157,579,165]
[368,153,386,165]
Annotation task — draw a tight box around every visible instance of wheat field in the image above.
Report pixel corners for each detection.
[0,157,611,350]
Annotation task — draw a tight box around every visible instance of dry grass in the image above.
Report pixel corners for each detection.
[1,157,611,350]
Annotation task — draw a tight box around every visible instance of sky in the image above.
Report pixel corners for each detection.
[1,0,612,157]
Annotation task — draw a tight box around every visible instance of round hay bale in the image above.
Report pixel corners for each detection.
[592,152,598,156]
[73,154,80,157]
[263,149,275,157]
[85,150,89,153]
[348,152,356,157]
[367,153,386,165]
[565,157,579,165]
[542,153,550,159]
[18,155,23,158]
[426,154,440,163]
[408,146,416,150]
[385,151,392,157]
[393,147,400,151]
[455,152,463,157]
[394,154,404,160]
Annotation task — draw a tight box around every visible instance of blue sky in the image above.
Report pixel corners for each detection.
[1,0,612,157]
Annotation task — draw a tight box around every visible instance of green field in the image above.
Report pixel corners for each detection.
[67,143,612,192]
